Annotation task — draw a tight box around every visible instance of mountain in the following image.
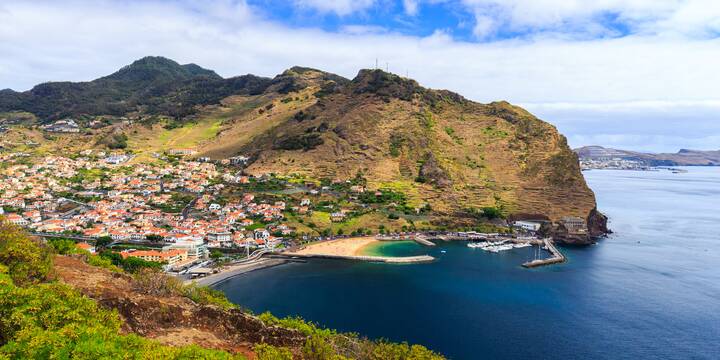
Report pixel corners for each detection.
[0,58,608,241]
[0,56,271,121]
[575,145,720,166]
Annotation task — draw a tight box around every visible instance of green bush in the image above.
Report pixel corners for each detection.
[371,342,444,360]
[0,221,52,285]
[0,265,245,359]
[87,254,122,273]
[255,343,292,360]
[181,283,238,310]
[303,335,349,360]
[47,238,80,255]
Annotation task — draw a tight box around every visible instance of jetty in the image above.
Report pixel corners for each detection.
[413,235,436,247]
[521,238,565,268]
[375,233,436,247]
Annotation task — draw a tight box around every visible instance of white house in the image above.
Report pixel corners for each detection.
[207,231,232,247]
[254,229,270,240]
[513,221,542,232]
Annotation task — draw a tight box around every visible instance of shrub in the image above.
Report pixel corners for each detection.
[47,238,79,255]
[255,343,292,360]
[0,221,52,285]
[273,134,324,151]
[181,283,238,310]
[303,335,348,360]
[133,269,182,296]
[86,254,122,273]
[0,269,245,359]
[371,342,444,360]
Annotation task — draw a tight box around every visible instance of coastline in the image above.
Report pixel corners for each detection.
[188,258,288,287]
[289,236,380,257]
[285,236,435,263]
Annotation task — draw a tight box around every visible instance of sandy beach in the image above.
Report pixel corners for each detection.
[289,236,380,256]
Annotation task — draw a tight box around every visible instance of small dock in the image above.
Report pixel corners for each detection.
[522,238,565,268]
[413,235,436,247]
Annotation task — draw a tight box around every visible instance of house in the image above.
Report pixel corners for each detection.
[254,229,270,240]
[512,221,542,232]
[560,216,587,233]
[104,155,130,165]
[229,155,249,165]
[42,119,80,133]
[207,231,232,247]
[4,213,28,226]
[330,212,346,222]
[120,249,188,266]
[167,149,197,156]
[300,198,311,206]
[75,242,96,254]
[208,203,222,211]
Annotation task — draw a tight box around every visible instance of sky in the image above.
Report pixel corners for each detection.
[1,0,719,152]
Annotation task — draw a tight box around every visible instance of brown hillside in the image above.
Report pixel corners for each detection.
[197,69,600,226]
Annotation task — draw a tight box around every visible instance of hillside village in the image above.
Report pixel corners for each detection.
[0,150,300,269]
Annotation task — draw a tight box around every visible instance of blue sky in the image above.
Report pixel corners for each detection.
[1,0,719,152]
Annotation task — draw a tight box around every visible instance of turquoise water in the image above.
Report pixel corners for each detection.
[216,168,720,359]
[360,240,426,257]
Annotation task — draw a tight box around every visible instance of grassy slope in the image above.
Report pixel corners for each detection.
[203,88,595,221]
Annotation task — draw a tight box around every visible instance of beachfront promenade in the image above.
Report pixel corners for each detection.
[189,258,288,286]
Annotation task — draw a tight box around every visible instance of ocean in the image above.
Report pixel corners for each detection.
[215,167,720,359]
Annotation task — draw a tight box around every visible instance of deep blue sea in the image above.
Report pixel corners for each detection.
[216,168,720,359]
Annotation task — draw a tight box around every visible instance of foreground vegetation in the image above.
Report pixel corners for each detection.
[0,221,245,359]
[0,219,445,359]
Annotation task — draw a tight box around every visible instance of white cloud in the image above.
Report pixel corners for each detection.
[340,25,388,35]
[0,0,718,152]
[460,0,720,39]
[293,0,376,16]
[403,0,419,16]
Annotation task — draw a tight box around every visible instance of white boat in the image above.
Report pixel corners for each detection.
[467,242,489,248]
[513,243,532,248]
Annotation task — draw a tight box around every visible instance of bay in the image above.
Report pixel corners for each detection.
[216,167,720,359]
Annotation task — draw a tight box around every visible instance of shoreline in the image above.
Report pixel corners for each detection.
[188,258,288,287]
[286,236,435,263]
[289,236,380,257]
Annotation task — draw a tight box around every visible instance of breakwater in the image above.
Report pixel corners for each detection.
[521,238,565,268]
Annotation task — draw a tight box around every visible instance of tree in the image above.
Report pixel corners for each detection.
[145,234,163,242]
[95,236,113,250]
[210,250,223,261]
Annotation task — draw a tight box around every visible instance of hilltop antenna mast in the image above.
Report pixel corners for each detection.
[386,62,389,72]
[375,58,378,69]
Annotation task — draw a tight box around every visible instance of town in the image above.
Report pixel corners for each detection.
[0,150,300,273]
